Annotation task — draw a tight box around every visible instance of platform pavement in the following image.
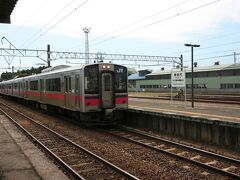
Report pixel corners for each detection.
[0,115,69,180]
[129,97,240,123]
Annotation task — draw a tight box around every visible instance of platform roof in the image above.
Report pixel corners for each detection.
[0,0,18,23]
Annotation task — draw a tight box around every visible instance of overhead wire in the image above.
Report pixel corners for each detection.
[23,0,89,48]
[21,0,75,48]
[66,0,192,51]
[79,0,222,51]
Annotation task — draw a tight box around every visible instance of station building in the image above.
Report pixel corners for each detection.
[128,63,240,93]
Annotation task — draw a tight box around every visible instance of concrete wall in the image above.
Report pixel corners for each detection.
[114,109,240,151]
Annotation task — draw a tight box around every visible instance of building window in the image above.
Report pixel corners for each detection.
[221,70,234,76]
[235,84,240,88]
[221,84,226,89]
[227,83,234,88]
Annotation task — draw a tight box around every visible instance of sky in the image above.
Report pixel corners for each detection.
[0,0,240,74]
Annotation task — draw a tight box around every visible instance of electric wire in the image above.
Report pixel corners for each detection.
[79,0,222,51]
[21,0,75,48]
[66,0,192,51]
[23,0,89,48]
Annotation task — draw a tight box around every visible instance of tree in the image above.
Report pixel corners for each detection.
[0,66,46,81]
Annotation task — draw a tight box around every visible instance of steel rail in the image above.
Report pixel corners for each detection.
[104,126,240,179]
[0,106,85,180]
[0,102,139,180]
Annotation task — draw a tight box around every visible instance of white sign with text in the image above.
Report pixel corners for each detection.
[171,71,185,87]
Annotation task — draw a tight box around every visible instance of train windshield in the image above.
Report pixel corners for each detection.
[84,65,99,94]
[114,65,127,93]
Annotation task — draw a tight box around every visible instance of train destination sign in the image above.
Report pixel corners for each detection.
[171,71,186,87]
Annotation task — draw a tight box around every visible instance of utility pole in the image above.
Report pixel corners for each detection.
[180,54,183,71]
[184,43,200,108]
[12,66,14,78]
[234,52,236,64]
[83,27,90,64]
[47,44,51,67]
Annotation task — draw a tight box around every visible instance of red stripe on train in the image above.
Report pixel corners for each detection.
[26,91,40,97]
[85,98,100,106]
[115,96,128,104]
[44,92,64,99]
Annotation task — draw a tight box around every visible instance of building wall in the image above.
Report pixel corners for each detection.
[128,75,240,92]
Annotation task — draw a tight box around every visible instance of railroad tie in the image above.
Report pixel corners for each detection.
[222,166,237,172]
[182,165,191,170]
[205,160,218,166]
[78,167,101,173]
[201,171,210,176]
[144,142,153,145]
[123,134,133,138]
[177,151,188,156]
[71,163,92,168]
[137,139,147,142]
[190,155,201,160]
[153,144,165,149]
[165,148,176,152]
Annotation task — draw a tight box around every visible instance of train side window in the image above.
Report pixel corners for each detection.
[30,80,38,90]
[46,78,61,92]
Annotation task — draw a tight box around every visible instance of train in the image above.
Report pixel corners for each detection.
[0,62,128,122]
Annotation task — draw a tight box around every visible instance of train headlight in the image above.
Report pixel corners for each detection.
[103,65,106,69]
[107,65,110,69]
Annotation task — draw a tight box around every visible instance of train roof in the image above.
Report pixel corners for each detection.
[0,62,126,84]
[0,65,85,84]
[147,63,240,76]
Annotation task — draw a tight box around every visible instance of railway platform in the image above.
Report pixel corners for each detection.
[114,96,240,151]
[129,96,240,123]
[0,114,69,180]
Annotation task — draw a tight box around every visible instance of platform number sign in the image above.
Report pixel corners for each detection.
[171,71,185,87]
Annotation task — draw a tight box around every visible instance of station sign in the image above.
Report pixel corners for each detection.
[171,71,185,87]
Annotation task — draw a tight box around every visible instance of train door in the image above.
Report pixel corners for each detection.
[25,81,28,98]
[40,79,44,101]
[64,76,71,108]
[75,75,80,108]
[18,82,20,96]
[101,73,113,108]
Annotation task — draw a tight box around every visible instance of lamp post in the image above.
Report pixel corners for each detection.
[184,43,200,108]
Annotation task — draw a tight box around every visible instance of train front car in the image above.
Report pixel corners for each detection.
[82,63,128,122]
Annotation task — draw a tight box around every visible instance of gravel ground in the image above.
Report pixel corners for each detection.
[1,98,231,179]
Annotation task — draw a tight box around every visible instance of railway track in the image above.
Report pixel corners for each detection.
[0,102,139,180]
[103,126,240,179]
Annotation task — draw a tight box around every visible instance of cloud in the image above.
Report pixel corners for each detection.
[10,0,240,44]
